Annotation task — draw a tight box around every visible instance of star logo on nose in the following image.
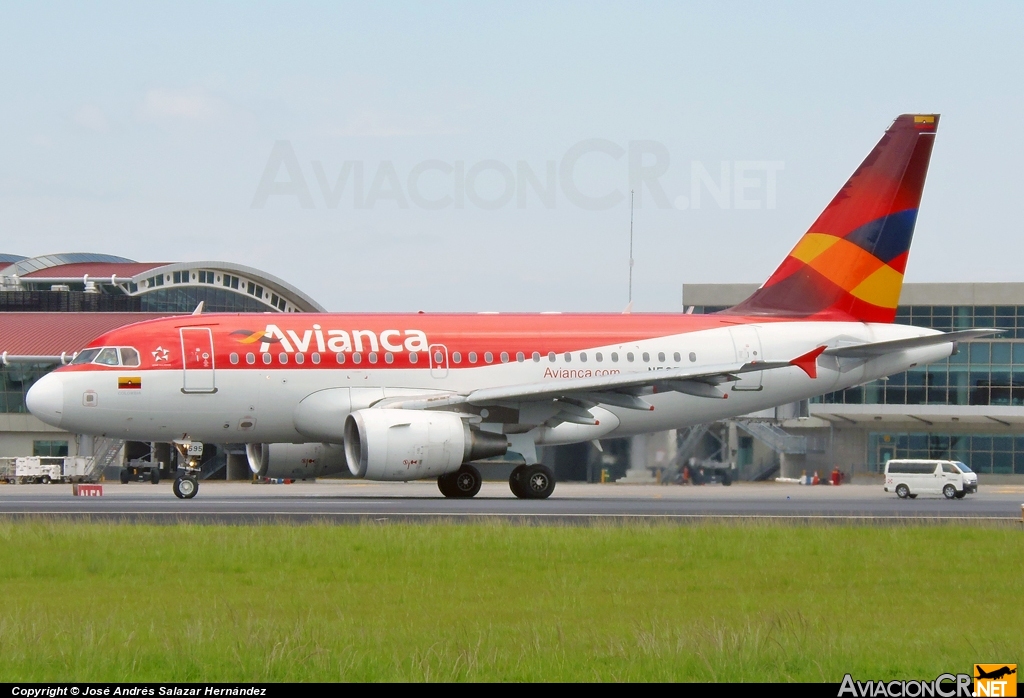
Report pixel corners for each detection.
[152,347,170,362]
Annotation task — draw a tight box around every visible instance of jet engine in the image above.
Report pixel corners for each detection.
[245,442,349,479]
[343,409,508,480]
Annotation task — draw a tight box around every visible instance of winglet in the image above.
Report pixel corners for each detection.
[790,346,826,379]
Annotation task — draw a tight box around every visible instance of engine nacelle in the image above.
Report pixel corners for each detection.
[245,442,348,479]
[343,409,508,481]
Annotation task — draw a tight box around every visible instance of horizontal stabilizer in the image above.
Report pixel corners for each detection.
[823,329,1000,358]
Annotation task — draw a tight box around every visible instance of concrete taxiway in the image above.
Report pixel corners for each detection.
[1,480,1022,523]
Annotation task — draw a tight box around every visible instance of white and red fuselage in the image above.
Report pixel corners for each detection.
[27,312,948,461]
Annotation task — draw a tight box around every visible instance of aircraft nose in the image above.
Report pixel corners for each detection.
[26,373,64,428]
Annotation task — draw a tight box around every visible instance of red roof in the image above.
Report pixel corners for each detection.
[22,262,167,279]
[0,313,171,356]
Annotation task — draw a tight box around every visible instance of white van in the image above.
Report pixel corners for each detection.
[884,459,978,499]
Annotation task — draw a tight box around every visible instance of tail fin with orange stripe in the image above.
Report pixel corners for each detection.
[729,114,939,322]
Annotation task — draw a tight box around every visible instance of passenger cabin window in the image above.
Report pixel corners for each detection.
[484,352,493,363]
[674,352,681,362]
[452,352,462,364]
[94,348,120,366]
[468,352,477,364]
[658,352,665,362]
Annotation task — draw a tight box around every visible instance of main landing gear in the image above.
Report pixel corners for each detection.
[509,464,556,499]
[436,463,557,499]
[437,464,482,498]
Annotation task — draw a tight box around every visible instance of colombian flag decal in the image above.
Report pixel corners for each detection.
[118,376,142,390]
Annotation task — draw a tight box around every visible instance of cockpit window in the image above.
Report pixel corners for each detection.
[94,348,120,366]
[71,348,101,365]
[119,347,141,367]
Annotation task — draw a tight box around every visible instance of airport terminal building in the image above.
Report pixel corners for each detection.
[683,282,1024,480]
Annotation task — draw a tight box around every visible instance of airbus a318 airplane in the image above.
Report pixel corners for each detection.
[27,114,993,500]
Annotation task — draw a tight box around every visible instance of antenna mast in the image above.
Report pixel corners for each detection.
[628,189,634,305]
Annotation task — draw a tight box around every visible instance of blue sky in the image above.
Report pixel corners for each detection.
[2,2,1022,311]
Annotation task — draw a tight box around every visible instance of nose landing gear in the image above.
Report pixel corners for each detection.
[172,441,203,499]
[173,475,199,499]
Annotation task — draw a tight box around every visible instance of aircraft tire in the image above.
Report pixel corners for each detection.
[437,473,456,498]
[119,469,130,484]
[150,468,160,485]
[520,464,555,500]
[173,476,199,500]
[451,464,482,498]
[509,465,528,498]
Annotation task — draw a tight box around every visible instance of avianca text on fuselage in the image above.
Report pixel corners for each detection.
[236,324,430,355]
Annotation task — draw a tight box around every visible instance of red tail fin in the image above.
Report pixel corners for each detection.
[729,114,939,322]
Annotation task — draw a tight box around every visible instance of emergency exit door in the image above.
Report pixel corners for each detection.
[729,326,763,391]
[180,327,217,393]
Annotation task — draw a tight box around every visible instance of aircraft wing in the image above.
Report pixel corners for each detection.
[822,329,1000,359]
[380,347,825,413]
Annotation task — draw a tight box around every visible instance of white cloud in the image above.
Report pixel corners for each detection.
[73,104,111,132]
[141,88,224,122]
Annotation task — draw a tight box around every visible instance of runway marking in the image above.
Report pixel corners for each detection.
[0,511,1018,521]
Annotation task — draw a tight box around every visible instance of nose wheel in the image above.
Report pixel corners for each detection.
[173,475,199,499]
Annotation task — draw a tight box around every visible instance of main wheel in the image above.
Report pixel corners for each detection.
[452,464,482,498]
[119,469,130,484]
[519,464,556,500]
[942,483,957,499]
[508,464,527,498]
[895,484,910,499]
[173,476,199,499]
[437,473,456,497]
[150,468,160,485]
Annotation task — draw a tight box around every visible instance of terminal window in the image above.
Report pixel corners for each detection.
[33,440,68,457]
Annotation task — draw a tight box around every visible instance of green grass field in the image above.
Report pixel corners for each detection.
[0,520,1020,682]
